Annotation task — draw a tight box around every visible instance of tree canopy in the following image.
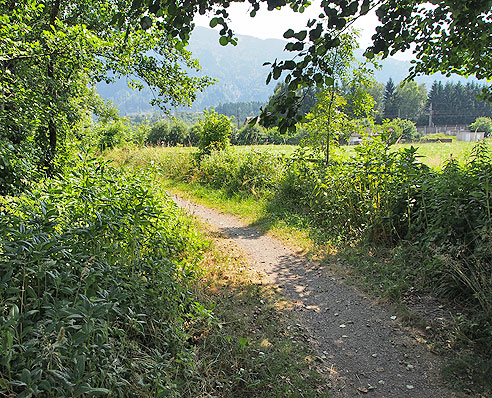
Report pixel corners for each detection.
[0,0,212,173]
[124,0,489,131]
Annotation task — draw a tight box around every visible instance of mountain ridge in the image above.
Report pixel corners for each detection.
[96,26,478,115]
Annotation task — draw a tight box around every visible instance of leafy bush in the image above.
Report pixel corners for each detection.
[391,118,419,141]
[96,119,130,150]
[235,123,266,145]
[197,110,233,158]
[127,122,150,145]
[0,141,40,195]
[187,123,201,146]
[198,148,286,196]
[0,155,208,396]
[470,116,492,137]
[147,120,189,146]
[277,139,492,317]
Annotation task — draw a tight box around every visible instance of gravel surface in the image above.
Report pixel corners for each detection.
[173,194,468,398]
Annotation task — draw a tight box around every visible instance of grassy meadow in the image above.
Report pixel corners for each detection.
[107,139,491,170]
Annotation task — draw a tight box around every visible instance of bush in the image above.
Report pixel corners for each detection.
[147,120,189,146]
[96,119,130,150]
[235,123,266,145]
[0,156,208,396]
[0,141,40,195]
[187,123,201,146]
[169,120,189,145]
[385,118,419,141]
[470,116,492,137]
[197,110,233,158]
[128,122,150,145]
[147,120,170,144]
[198,148,286,196]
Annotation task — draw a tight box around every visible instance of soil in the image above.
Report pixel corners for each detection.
[172,194,469,398]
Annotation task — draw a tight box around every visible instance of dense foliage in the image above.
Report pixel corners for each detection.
[0,0,212,184]
[212,101,265,127]
[196,110,233,158]
[198,148,286,196]
[427,82,492,126]
[147,120,192,146]
[470,117,492,138]
[0,156,208,396]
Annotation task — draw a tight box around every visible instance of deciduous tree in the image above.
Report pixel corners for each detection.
[0,0,212,174]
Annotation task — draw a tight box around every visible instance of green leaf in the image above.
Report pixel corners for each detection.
[209,17,218,28]
[140,16,152,30]
[283,60,296,70]
[295,30,307,41]
[283,29,295,39]
[219,36,228,46]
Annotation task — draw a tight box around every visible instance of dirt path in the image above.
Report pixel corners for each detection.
[173,195,467,398]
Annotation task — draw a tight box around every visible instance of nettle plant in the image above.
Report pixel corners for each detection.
[0,155,208,397]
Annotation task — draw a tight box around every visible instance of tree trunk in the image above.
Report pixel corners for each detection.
[325,90,335,165]
[44,0,61,174]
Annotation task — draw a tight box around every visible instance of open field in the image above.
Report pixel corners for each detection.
[109,139,491,170]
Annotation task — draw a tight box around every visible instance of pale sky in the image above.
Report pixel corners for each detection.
[194,2,413,60]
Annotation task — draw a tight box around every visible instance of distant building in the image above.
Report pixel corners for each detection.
[417,124,486,142]
[417,125,469,136]
[456,131,485,142]
[348,134,364,145]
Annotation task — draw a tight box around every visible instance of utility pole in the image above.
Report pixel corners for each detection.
[428,102,433,127]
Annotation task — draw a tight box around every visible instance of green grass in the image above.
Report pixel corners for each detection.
[394,140,491,168]
[107,139,491,171]
[162,179,316,254]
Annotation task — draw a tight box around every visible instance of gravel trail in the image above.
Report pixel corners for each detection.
[173,194,467,398]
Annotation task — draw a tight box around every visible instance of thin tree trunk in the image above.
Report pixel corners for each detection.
[325,90,335,165]
[44,0,61,174]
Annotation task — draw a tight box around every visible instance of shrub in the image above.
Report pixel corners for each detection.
[470,116,492,137]
[0,141,40,195]
[96,119,130,150]
[168,120,189,145]
[235,123,266,145]
[385,118,419,141]
[198,148,286,196]
[148,120,189,146]
[197,110,233,158]
[187,123,201,146]
[147,120,170,145]
[0,156,207,396]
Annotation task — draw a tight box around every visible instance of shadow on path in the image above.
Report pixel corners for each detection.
[172,194,467,398]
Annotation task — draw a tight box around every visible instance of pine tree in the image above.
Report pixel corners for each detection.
[383,78,397,119]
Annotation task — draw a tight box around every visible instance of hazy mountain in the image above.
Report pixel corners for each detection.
[97,26,479,115]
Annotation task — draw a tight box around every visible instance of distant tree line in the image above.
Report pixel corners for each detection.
[211,102,265,127]
[110,78,492,151]
[382,79,492,126]
[426,81,492,125]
